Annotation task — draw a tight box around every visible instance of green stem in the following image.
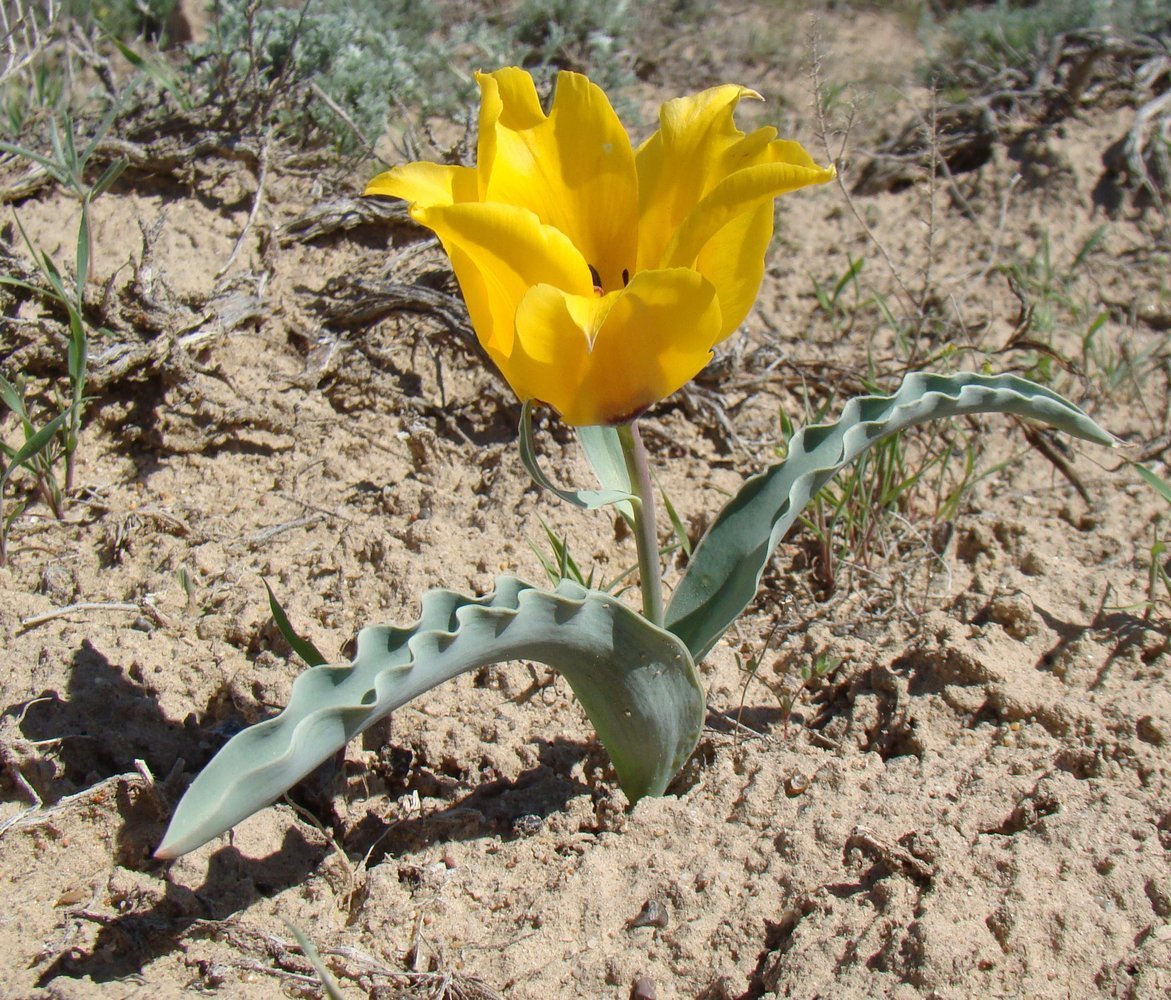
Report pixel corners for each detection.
[617,420,663,627]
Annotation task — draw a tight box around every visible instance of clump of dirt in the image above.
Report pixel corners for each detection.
[2,6,1170,999]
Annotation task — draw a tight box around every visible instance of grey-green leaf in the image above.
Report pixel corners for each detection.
[578,423,635,524]
[156,577,703,858]
[666,372,1115,661]
[520,401,635,511]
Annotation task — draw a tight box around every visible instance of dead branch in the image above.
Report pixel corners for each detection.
[0,763,151,838]
[313,276,472,342]
[279,195,411,244]
[18,597,172,632]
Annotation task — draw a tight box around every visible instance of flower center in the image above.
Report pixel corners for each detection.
[587,264,631,297]
[588,264,603,296]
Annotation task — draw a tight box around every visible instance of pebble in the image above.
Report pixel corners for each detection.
[628,899,669,929]
[631,976,657,999]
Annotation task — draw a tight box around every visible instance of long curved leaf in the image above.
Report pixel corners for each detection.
[157,577,702,858]
[520,401,635,511]
[666,372,1115,660]
[578,424,635,524]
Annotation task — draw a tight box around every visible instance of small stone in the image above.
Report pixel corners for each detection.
[631,976,657,999]
[1137,715,1167,747]
[785,771,812,796]
[627,899,669,929]
[512,814,544,836]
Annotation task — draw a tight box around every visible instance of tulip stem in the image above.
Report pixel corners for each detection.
[617,420,664,627]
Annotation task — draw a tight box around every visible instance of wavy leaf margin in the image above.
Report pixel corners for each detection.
[157,577,703,858]
[666,372,1115,660]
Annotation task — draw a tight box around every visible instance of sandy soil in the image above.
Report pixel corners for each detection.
[2,7,1170,999]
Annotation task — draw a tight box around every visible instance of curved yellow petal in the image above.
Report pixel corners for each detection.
[510,269,722,426]
[474,67,543,200]
[364,160,477,207]
[635,84,762,272]
[662,157,835,272]
[480,66,546,133]
[476,68,638,293]
[695,201,774,340]
[415,202,593,356]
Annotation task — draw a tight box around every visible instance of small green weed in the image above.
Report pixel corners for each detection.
[928,0,1171,81]
[265,580,327,667]
[735,626,843,741]
[528,471,690,595]
[0,388,69,563]
[1000,226,1168,422]
[0,112,124,561]
[779,388,981,600]
[799,425,978,596]
[810,254,866,336]
[530,517,598,590]
[1002,226,1106,341]
[1145,525,1170,613]
[1132,463,1171,617]
[528,516,648,596]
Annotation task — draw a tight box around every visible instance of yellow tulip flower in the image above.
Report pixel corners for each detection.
[366,68,835,426]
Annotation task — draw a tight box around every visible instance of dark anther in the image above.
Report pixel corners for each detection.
[622,268,630,287]
[588,263,602,288]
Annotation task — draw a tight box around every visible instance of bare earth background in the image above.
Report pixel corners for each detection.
[2,4,1171,998]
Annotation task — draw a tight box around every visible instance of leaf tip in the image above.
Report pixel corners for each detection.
[152,835,182,861]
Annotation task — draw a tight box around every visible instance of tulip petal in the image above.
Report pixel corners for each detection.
[635,84,762,273]
[480,66,546,134]
[416,202,593,356]
[510,269,722,426]
[636,84,835,278]
[364,160,477,207]
[694,201,774,340]
[661,156,835,275]
[476,69,638,293]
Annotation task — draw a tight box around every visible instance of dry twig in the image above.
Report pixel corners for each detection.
[18,597,171,632]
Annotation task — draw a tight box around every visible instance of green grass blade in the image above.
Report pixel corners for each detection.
[1134,463,1171,506]
[657,474,691,558]
[0,372,27,418]
[284,923,348,1000]
[832,254,864,306]
[91,157,127,199]
[38,250,69,303]
[0,409,68,496]
[107,35,194,110]
[63,116,77,164]
[0,140,63,175]
[527,537,561,586]
[264,580,327,667]
[75,200,91,294]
